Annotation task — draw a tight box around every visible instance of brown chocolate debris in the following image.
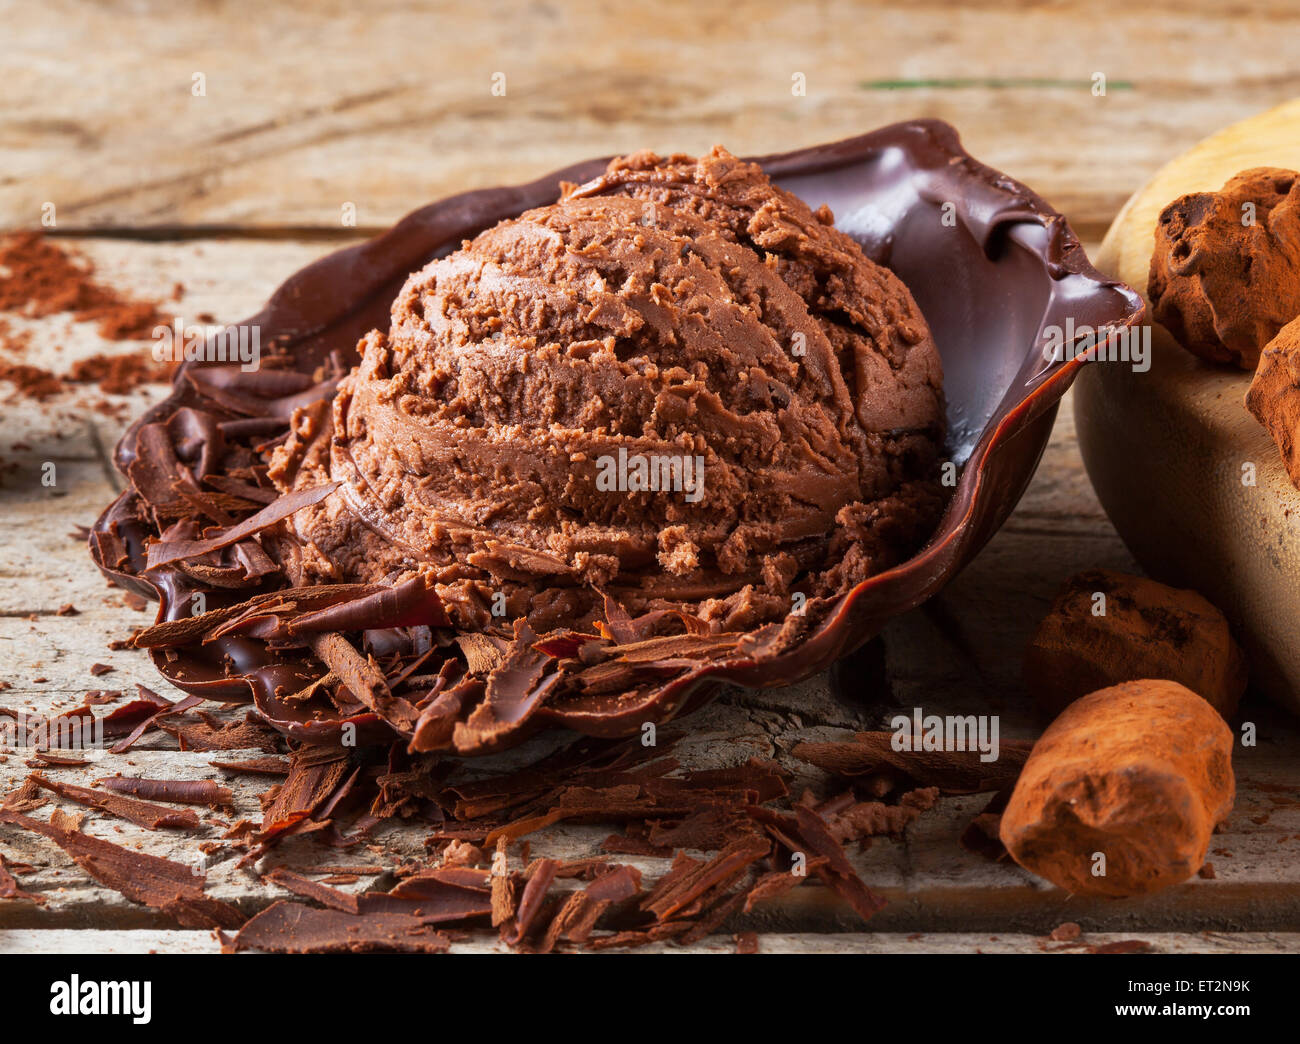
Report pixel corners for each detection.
[210,757,291,776]
[27,772,201,831]
[0,850,44,904]
[0,809,242,928]
[96,776,234,808]
[792,731,1029,793]
[227,900,450,953]
[1049,921,1082,943]
[0,231,169,340]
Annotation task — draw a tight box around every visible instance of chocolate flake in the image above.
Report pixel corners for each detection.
[0,810,242,928]
[97,776,235,809]
[28,773,201,831]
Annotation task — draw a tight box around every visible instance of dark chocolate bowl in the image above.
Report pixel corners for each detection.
[89,120,1143,754]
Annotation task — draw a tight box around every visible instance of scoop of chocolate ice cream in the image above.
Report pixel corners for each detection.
[1148,167,1300,369]
[270,147,944,639]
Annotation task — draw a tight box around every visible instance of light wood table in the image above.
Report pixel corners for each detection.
[2,0,1299,954]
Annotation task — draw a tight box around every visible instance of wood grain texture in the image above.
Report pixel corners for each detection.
[0,242,1297,953]
[5,929,1299,955]
[4,0,1300,238]
[3,3,1300,951]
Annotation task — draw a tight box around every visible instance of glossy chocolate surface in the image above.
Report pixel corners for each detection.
[90,120,1143,748]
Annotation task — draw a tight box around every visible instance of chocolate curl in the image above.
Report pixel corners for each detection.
[27,773,201,831]
[253,747,353,853]
[145,482,339,568]
[793,805,886,921]
[131,583,389,648]
[108,693,203,754]
[185,367,342,420]
[289,574,451,632]
[165,406,226,481]
[264,866,359,914]
[409,677,482,754]
[453,619,560,755]
[96,777,234,809]
[641,834,770,922]
[210,757,290,776]
[505,857,559,946]
[308,633,418,732]
[532,630,603,659]
[127,422,193,526]
[202,474,277,504]
[0,852,44,905]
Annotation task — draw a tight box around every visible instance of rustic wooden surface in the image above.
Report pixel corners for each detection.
[2,0,1300,954]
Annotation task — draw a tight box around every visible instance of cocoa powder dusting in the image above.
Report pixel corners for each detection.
[0,231,174,399]
[0,231,166,338]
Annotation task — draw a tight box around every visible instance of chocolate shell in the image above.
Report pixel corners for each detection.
[89,120,1142,754]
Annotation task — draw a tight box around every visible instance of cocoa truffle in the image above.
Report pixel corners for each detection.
[1245,314,1300,489]
[1024,569,1245,720]
[1148,167,1300,369]
[270,147,946,635]
[1000,680,1235,898]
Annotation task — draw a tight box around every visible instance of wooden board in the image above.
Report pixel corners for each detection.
[3,0,1300,954]
[4,1,1300,241]
[2,239,1298,952]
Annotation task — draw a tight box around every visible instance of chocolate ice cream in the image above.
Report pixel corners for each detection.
[269,147,945,640]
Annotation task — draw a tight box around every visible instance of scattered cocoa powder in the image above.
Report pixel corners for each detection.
[0,231,167,339]
[0,232,175,400]
[0,363,64,401]
[65,351,174,394]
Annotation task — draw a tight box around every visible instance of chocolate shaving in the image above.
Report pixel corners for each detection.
[0,850,44,904]
[157,712,280,753]
[226,900,450,953]
[505,857,559,946]
[308,632,417,732]
[210,756,291,776]
[257,746,351,845]
[96,776,234,809]
[289,574,450,633]
[27,773,201,831]
[145,482,339,568]
[108,692,202,754]
[454,619,557,754]
[0,810,242,928]
[265,866,358,914]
